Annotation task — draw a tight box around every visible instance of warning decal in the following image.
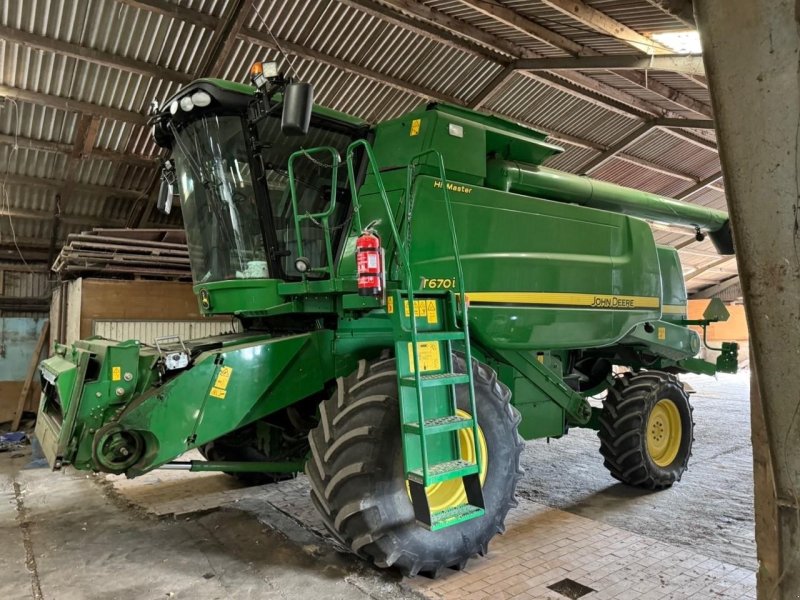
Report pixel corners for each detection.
[407,341,441,373]
[210,366,233,399]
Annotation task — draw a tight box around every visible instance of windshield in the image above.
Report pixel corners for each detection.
[172,116,268,283]
[256,115,354,278]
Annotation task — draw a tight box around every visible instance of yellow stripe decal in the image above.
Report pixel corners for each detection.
[467,292,660,310]
[661,304,687,315]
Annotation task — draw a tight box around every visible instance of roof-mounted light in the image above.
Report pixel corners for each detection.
[250,61,279,88]
[191,91,212,107]
[169,100,179,115]
[179,96,193,112]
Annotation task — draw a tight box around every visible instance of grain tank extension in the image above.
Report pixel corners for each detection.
[35,71,738,577]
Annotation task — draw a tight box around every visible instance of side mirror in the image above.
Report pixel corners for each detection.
[156,160,179,215]
[157,178,173,215]
[281,83,314,136]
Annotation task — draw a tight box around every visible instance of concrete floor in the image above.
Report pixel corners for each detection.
[1,372,755,599]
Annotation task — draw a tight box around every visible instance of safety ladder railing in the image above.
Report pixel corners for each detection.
[344,140,484,530]
[286,146,342,277]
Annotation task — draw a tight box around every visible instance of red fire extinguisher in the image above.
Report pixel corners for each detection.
[356,229,384,298]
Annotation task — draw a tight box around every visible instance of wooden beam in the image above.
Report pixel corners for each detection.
[0,85,147,125]
[239,28,466,105]
[0,133,156,169]
[614,70,713,118]
[468,66,516,109]
[514,54,705,76]
[200,0,251,78]
[691,275,741,299]
[675,172,724,200]
[540,0,674,55]
[11,320,50,430]
[0,207,124,227]
[1,173,145,200]
[0,25,192,85]
[453,0,587,55]
[580,122,655,173]
[115,0,217,28]
[654,117,715,129]
[341,0,503,63]
[684,256,736,281]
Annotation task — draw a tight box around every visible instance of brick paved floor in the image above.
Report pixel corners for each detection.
[110,469,756,600]
[405,498,756,600]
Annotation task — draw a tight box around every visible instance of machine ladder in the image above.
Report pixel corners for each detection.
[346,142,485,530]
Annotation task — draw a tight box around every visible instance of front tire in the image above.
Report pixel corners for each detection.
[598,371,694,489]
[306,353,523,576]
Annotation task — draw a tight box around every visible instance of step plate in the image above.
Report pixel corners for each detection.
[429,503,486,531]
[403,415,474,435]
[400,373,471,388]
[407,459,479,485]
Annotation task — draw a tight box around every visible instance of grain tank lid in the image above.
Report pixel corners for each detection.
[426,103,564,166]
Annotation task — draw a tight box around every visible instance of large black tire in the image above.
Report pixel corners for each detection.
[306,353,524,576]
[598,371,694,490]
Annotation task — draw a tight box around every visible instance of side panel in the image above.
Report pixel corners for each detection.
[118,331,334,475]
[407,175,662,350]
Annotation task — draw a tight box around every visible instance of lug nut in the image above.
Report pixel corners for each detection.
[124,372,133,382]
[115,387,125,397]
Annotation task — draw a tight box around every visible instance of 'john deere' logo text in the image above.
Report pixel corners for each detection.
[591,296,635,308]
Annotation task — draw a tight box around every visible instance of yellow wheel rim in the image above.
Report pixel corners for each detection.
[646,399,682,467]
[407,409,488,513]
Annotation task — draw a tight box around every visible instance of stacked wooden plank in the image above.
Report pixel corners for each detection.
[52,228,192,281]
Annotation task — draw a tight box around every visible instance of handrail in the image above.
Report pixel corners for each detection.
[405,150,481,479]
[286,146,341,278]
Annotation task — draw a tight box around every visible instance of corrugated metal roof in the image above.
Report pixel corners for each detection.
[0,0,733,292]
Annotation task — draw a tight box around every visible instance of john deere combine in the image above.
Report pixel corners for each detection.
[35,65,738,576]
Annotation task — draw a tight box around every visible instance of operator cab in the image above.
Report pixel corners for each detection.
[150,70,366,287]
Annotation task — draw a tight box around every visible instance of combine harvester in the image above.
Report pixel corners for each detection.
[35,63,738,576]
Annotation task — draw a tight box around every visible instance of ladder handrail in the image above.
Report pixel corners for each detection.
[287,146,341,278]
[345,140,430,475]
[405,150,481,481]
[344,140,481,485]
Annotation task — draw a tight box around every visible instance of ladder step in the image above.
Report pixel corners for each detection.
[429,503,486,531]
[408,459,479,485]
[398,331,465,342]
[400,373,470,388]
[403,414,474,435]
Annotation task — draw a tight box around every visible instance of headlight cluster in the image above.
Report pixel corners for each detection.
[169,90,212,115]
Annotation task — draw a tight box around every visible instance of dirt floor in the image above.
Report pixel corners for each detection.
[1,372,755,599]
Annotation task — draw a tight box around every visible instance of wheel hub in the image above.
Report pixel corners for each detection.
[646,399,682,467]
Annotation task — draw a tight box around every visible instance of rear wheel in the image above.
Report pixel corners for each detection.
[598,371,694,489]
[306,353,523,576]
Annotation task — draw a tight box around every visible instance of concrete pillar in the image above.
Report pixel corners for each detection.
[694,2,800,598]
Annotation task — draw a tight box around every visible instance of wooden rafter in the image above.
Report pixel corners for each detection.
[540,0,675,55]
[0,25,192,85]
[200,0,252,78]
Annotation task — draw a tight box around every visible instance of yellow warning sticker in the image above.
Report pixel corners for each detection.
[426,300,438,324]
[111,366,121,381]
[404,299,429,318]
[210,387,227,399]
[408,341,441,373]
[387,296,394,314]
[658,327,666,341]
[410,118,421,137]
[214,366,233,390]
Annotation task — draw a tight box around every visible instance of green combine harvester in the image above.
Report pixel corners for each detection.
[35,64,738,576]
